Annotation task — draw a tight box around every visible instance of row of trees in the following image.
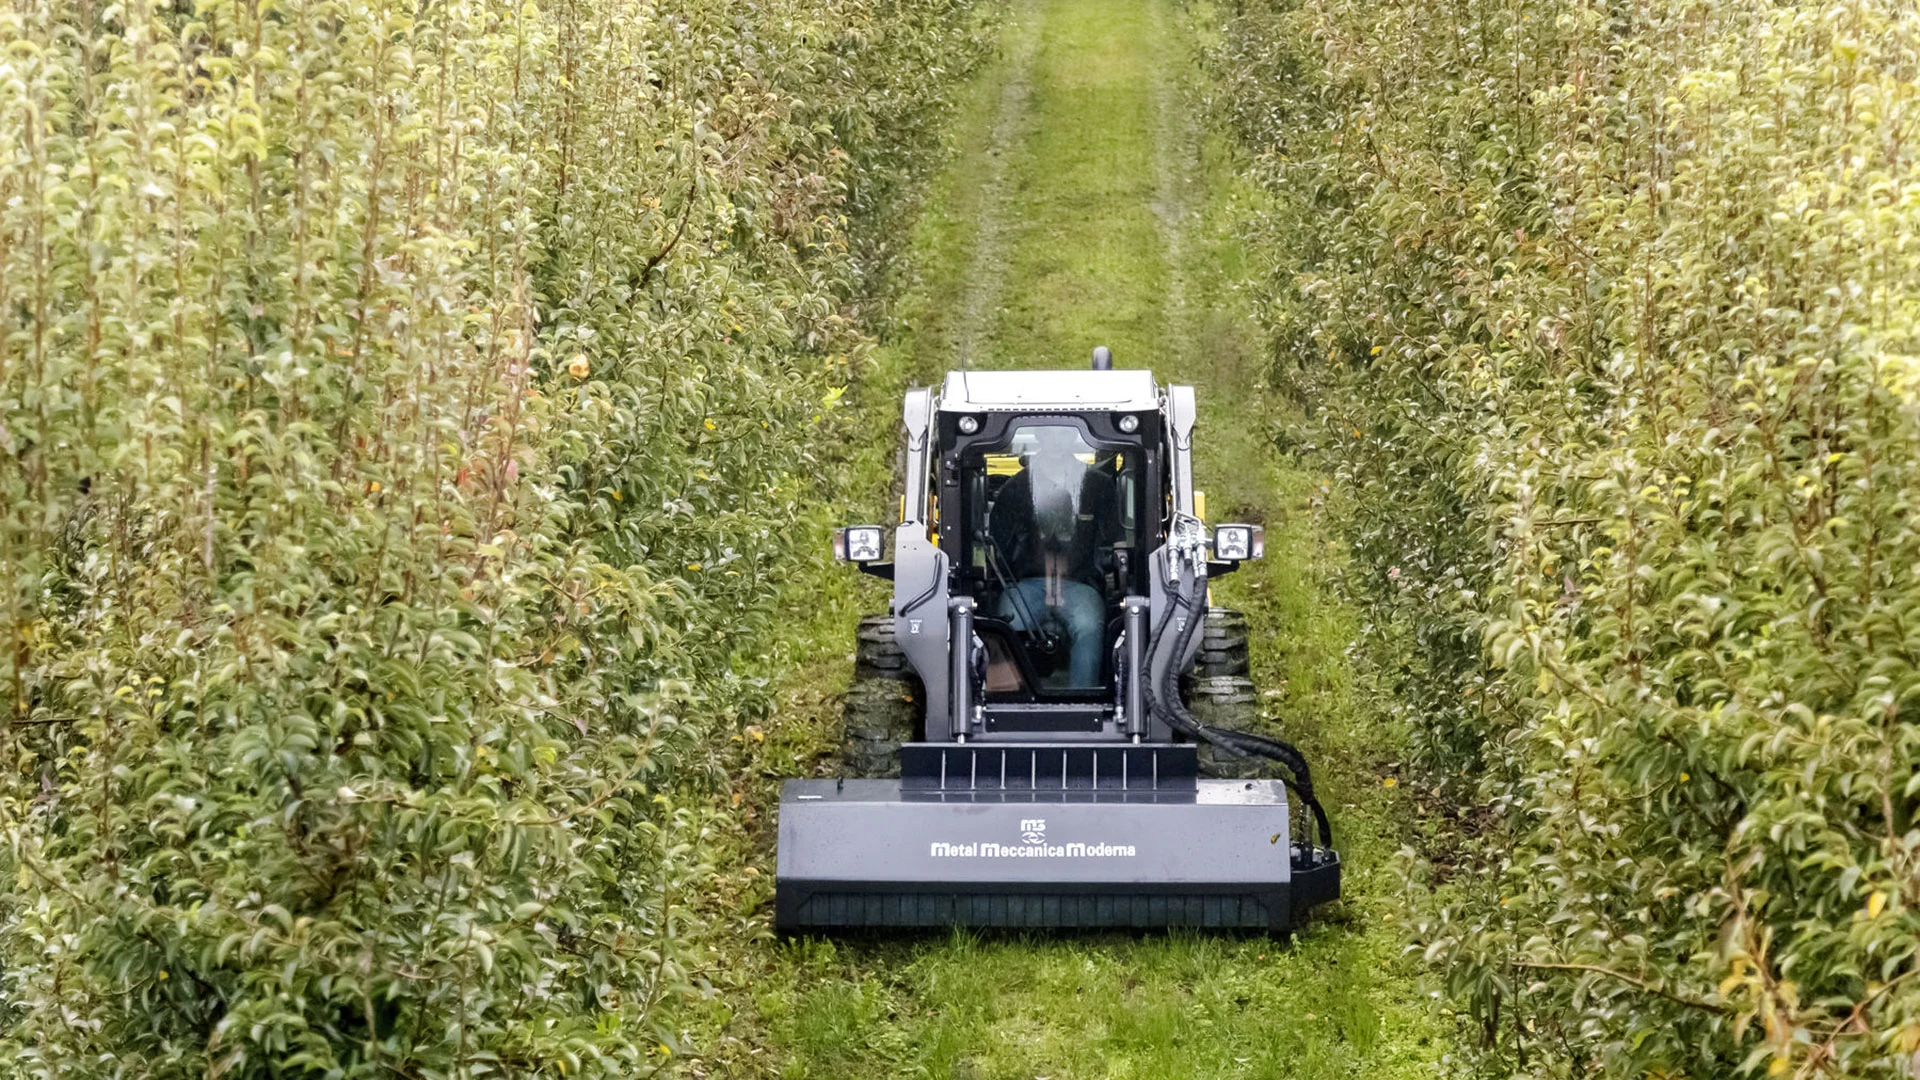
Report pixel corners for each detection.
[0,0,988,1074]
[1216,0,1920,1073]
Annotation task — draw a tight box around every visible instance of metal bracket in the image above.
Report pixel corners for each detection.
[1123,597,1149,740]
[948,597,977,741]
[1167,385,1196,516]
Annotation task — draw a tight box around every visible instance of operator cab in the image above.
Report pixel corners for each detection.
[833,362,1261,743]
[935,370,1166,733]
[953,418,1148,697]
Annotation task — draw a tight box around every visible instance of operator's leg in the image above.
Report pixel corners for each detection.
[1058,580,1106,687]
[995,578,1052,630]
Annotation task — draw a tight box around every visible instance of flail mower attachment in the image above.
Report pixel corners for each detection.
[777,743,1338,931]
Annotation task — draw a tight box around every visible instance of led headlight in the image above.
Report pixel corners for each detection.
[957,415,981,434]
[834,525,885,563]
[1118,414,1140,433]
[1212,524,1264,562]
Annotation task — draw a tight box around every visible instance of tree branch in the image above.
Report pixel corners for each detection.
[1513,961,1723,1013]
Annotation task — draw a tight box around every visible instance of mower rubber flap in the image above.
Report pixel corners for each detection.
[775,744,1339,933]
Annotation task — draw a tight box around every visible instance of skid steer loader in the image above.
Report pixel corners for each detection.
[775,351,1339,933]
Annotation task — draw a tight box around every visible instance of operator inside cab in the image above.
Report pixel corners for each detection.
[984,424,1122,688]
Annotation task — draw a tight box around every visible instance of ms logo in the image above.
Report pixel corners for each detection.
[1020,818,1047,845]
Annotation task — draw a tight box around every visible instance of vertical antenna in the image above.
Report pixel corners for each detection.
[960,336,973,400]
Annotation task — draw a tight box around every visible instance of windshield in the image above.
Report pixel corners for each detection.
[961,423,1143,694]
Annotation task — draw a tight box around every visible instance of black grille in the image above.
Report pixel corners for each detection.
[900,743,1198,792]
[786,889,1284,929]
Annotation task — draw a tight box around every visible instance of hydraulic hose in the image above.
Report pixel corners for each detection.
[1144,520,1334,850]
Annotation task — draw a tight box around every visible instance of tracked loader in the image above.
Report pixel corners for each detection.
[775,351,1339,933]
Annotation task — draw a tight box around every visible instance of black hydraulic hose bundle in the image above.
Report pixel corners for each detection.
[1143,528,1335,850]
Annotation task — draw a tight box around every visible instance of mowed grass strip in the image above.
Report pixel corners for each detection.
[987,0,1165,368]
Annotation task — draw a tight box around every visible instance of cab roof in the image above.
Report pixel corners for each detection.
[937,369,1160,412]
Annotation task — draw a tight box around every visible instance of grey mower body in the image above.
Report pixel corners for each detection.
[778,745,1339,931]
[778,360,1340,933]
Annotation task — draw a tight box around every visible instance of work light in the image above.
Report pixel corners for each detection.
[1212,524,1264,562]
[834,525,885,563]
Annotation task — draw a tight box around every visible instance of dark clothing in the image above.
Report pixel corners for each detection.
[986,464,1120,589]
[985,461,1120,689]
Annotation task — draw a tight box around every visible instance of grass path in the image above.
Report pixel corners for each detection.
[685,0,1460,1075]
[954,0,1042,359]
